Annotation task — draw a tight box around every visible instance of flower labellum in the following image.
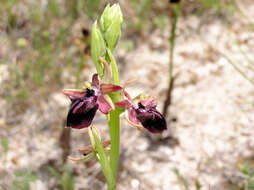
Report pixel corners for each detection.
[65,88,98,129]
[135,102,167,133]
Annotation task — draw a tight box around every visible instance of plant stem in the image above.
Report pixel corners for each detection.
[108,109,120,180]
[107,48,121,185]
[169,4,179,81]
[162,3,180,117]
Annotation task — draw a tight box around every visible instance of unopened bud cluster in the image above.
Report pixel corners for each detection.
[91,4,123,79]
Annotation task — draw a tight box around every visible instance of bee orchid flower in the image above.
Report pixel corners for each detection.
[115,92,167,133]
[63,74,122,129]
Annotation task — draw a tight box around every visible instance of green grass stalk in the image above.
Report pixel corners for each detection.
[169,4,179,81]
[162,3,180,117]
[220,52,254,86]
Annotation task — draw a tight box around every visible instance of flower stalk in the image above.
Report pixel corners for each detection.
[162,2,180,118]
[108,109,120,180]
[107,53,121,181]
[93,3,123,187]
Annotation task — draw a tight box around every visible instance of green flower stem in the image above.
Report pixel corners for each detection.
[162,3,180,117]
[108,108,120,180]
[107,48,121,182]
[89,3,123,189]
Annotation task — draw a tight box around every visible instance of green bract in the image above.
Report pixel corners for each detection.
[91,21,106,79]
[100,4,123,51]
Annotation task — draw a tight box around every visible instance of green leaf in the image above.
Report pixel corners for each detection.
[91,21,106,79]
[91,126,116,190]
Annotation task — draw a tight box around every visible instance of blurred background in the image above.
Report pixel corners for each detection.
[0,0,254,189]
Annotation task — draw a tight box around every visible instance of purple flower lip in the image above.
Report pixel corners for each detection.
[115,93,167,133]
[66,88,99,129]
[63,74,122,129]
[135,102,167,134]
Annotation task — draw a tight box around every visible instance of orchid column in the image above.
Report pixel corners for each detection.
[91,4,123,184]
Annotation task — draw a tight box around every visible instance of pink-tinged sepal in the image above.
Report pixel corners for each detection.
[115,100,132,109]
[123,90,132,101]
[126,108,141,127]
[100,84,122,94]
[92,74,100,87]
[97,95,114,114]
[140,97,157,108]
[123,78,137,88]
[62,89,86,100]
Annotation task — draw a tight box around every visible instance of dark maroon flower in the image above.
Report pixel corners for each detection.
[63,74,122,129]
[115,93,167,133]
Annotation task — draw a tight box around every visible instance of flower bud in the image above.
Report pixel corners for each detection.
[91,21,106,78]
[100,4,123,51]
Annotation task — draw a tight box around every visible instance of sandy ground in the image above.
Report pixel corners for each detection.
[1,2,254,190]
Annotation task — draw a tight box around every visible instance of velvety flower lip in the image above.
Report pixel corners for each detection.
[63,73,122,129]
[115,93,167,133]
[66,88,99,129]
[135,102,167,133]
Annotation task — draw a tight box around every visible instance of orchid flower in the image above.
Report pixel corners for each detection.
[63,74,122,129]
[115,92,167,133]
